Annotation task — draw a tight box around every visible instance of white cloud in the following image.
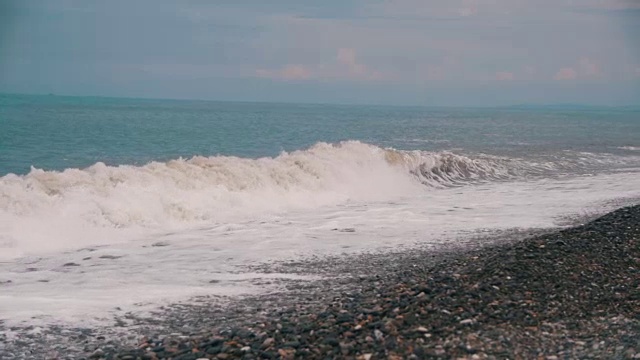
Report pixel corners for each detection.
[554,67,578,80]
[579,57,601,77]
[256,64,313,81]
[169,1,634,87]
[336,48,384,80]
[255,48,385,82]
[138,63,243,78]
[554,57,602,80]
[459,0,479,17]
[337,48,357,67]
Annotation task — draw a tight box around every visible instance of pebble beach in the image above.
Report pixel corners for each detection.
[3,204,638,359]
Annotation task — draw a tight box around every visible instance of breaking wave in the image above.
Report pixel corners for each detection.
[1,142,554,221]
[619,146,640,151]
[0,141,636,258]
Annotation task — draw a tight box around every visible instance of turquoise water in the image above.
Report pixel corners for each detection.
[1,93,639,176]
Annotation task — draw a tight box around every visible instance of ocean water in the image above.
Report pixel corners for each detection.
[1,94,639,326]
[2,94,640,176]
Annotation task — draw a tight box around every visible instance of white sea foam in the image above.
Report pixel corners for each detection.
[1,141,640,327]
[1,169,639,327]
[2,141,639,261]
[0,141,565,259]
[618,146,640,151]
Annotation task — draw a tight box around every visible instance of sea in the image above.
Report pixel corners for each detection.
[1,93,639,326]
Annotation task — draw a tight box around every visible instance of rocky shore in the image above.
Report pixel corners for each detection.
[3,205,639,359]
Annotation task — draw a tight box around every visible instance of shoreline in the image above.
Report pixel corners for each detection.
[2,204,639,359]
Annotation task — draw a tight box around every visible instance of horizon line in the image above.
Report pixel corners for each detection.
[1,91,639,109]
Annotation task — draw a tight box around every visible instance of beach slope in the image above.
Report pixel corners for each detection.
[105,205,640,359]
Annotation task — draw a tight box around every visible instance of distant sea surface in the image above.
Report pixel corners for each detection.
[1,94,639,175]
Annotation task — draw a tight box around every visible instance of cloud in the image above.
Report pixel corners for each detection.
[336,48,383,80]
[578,57,601,77]
[337,48,357,65]
[256,64,313,81]
[255,48,384,82]
[459,0,479,17]
[496,71,514,81]
[364,0,505,20]
[554,67,578,80]
[554,57,602,80]
[242,0,636,88]
[4,0,639,105]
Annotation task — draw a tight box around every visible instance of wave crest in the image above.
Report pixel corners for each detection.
[0,141,628,238]
[2,140,639,258]
[383,148,551,187]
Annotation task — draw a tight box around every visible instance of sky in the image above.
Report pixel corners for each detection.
[1,0,639,106]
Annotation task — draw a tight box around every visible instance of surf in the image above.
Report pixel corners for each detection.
[0,140,637,259]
